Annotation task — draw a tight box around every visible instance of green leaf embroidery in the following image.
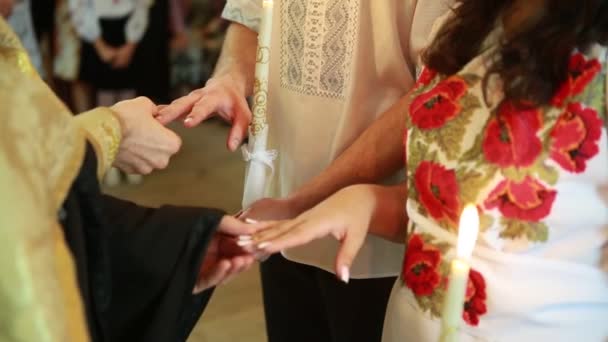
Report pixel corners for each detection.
[501,167,528,182]
[499,218,549,242]
[456,167,497,204]
[526,222,549,242]
[533,160,559,186]
[480,212,495,232]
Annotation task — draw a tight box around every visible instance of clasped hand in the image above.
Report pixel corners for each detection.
[109,97,272,292]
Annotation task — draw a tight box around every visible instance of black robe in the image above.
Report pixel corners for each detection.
[60,144,223,342]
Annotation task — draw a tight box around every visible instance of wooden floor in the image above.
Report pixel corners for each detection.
[104,120,267,342]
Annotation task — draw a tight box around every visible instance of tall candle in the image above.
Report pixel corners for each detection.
[439,204,480,342]
[251,0,274,137]
[242,0,275,208]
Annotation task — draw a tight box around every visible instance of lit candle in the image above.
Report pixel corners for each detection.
[439,204,480,342]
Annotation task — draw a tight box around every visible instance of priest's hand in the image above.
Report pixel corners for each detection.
[193,216,270,293]
[155,74,252,152]
[111,97,182,174]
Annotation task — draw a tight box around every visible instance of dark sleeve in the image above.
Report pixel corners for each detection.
[66,143,226,342]
[101,195,225,342]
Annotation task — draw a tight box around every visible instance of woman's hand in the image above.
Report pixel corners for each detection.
[251,185,382,283]
[111,97,182,174]
[249,184,409,283]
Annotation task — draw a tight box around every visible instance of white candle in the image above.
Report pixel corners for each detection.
[242,0,275,208]
[439,204,480,342]
[250,0,274,137]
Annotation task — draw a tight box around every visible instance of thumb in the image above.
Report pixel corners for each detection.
[335,233,365,284]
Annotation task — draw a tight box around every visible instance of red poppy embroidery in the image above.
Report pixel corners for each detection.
[463,269,487,326]
[416,67,438,88]
[402,234,442,296]
[415,161,461,224]
[410,77,467,129]
[551,53,601,107]
[550,103,602,173]
[484,177,557,222]
[482,101,543,168]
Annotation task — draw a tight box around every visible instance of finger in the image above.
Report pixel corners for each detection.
[219,256,252,285]
[252,219,300,245]
[115,150,153,175]
[157,91,203,125]
[226,100,252,151]
[256,221,325,254]
[218,216,276,236]
[335,233,366,284]
[183,95,223,127]
[193,259,231,294]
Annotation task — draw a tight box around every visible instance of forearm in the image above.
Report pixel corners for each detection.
[211,22,257,97]
[354,183,408,243]
[291,96,408,213]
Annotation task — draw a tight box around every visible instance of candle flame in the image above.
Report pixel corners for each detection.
[263,0,273,7]
[456,204,479,260]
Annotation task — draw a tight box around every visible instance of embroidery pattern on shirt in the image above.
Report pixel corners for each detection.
[401,52,607,327]
[280,0,358,99]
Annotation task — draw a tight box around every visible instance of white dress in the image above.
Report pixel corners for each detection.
[383,19,608,342]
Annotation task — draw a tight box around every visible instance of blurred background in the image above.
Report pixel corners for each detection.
[7,0,266,340]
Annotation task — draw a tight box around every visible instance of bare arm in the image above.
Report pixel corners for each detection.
[211,22,258,97]
[245,94,408,220]
[158,22,258,151]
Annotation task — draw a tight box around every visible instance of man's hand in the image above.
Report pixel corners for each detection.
[156,74,252,151]
[112,42,137,69]
[240,197,303,222]
[111,97,182,174]
[193,216,271,293]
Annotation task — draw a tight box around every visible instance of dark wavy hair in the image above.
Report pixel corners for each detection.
[423,0,608,105]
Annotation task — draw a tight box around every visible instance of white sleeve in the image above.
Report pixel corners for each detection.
[125,0,151,43]
[221,0,263,33]
[68,0,101,43]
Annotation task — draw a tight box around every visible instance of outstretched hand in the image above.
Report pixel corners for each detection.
[248,186,381,284]
[193,216,271,293]
[155,74,252,152]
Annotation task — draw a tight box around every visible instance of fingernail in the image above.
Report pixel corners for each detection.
[237,240,253,247]
[255,253,270,262]
[238,235,252,241]
[257,242,271,249]
[339,266,350,284]
[245,218,259,224]
[230,139,240,150]
[184,117,193,124]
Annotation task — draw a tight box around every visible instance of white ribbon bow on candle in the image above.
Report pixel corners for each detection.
[241,145,278,175]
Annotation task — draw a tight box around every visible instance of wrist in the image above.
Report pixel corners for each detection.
[108,105,131,140]
[211,65,251,97]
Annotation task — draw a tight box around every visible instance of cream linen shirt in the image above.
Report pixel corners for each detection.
[223,0,450,278]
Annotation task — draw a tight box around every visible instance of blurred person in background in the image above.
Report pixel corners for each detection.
[69,0,152,186]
